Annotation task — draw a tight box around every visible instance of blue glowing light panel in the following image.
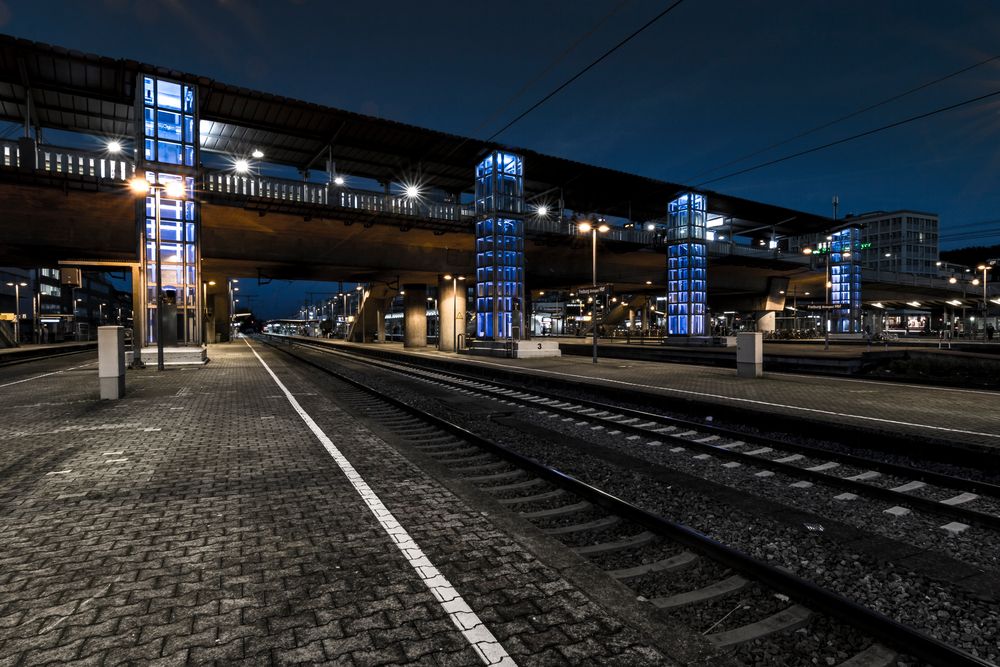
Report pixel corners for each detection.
[475,151,525,340]
[830,227,861,333]
[139,76,200,344]
[142,77,196,167]
[666,193,707,336]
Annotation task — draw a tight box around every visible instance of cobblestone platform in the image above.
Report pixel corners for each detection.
[0,343,709,665]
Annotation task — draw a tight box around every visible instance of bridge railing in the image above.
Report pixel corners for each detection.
[0,140,132,180]
[204,172,329,205]
[0,140,808,262]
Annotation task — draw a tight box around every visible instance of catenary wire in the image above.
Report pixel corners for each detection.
[434,1,632,164]
[685,53,1000,183]
[694,87,1000,187]
[486,0,687,141]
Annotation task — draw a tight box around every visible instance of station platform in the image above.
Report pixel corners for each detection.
[0,340,96,363]
[0,342,709,665]
[311,338,1000,453]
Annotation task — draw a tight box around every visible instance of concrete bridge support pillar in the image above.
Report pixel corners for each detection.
[403,284,428,348]
[755,311,775,333]
[376,302,386,343]
[438,276,467,352]
[354,295,390,343]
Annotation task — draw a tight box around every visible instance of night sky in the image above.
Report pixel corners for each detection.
[3,0,999,318]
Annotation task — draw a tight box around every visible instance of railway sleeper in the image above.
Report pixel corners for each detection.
[519,500,592,520]
[653,574,748,609]
[609,550,699,579]
[705,604,811,648]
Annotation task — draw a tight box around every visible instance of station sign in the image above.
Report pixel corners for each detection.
[803,304,840,311]
[577,284,613,297]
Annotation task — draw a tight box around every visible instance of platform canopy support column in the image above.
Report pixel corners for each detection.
[666,193,707,337]
[403,284,428,348]
[474,151,525,341]
[830,227,862,333]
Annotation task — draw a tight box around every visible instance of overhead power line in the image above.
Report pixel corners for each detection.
[687,53,1000,183]
[437,1,631,164]
[487,0,687,141]
[695,87,1000,187]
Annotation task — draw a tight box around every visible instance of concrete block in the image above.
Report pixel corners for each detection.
[98,326,125,400]
[736,332,762,378]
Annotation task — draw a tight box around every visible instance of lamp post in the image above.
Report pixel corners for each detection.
[578,219,610,363]
[803,237,833,351]
[5,281,27,344]
[130,176,185,370]
[977,264,991,334]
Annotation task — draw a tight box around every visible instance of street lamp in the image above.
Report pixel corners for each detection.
[130,176,185,370]
[578,219,610,363]
[803,237,833,350]
[977,264,991,321]
[5,281,27,344]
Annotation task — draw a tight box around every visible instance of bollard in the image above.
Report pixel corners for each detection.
[736,332,763,378]
[98,326,126,399]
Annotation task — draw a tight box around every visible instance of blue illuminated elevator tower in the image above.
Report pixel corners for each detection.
[474,151,525,340]
[666,193,707,336]
[830,227,861,333]
[135,75,201,345]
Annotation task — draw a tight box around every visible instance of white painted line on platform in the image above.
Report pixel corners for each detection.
[245,340,516,667]
[0,361,98,389]
[453,360,1000,439]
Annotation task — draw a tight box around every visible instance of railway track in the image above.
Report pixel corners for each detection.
[262,336,996,667]
[277,337,1000,536]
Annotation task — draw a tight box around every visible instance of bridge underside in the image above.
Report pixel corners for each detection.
[0,182,969,310]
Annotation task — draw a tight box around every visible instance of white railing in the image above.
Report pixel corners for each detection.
[0,140,132,180]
